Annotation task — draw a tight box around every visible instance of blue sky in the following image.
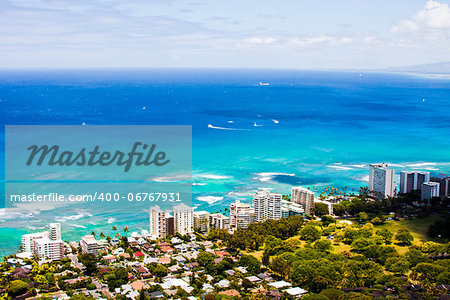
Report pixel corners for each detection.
[0,0,449,69]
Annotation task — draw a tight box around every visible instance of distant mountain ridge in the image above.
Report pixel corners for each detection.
[382,61,450,74]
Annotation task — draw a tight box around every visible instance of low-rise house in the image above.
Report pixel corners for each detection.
[216,279,230,288]
[160,246,174,253]
[284,287,307,298]
[135,265,151,278]
[174,255,186,263]
[245,276,262,283]
[200,241,213,248]
[219,289,241,298]
[144,257,159,264]
[267,290,283,300]
[134,251,145,258]
[119,253,131,260]
[168,265,182,273]
[11,267,31,279]
[145,291,164,299]
[257,272,273,282]
[159,257,171,265]
[269,281,291,289]
[187,241,199,249]
[186,262,199,268]
[202,283,214,293]
[103,254,116,263]
[130,280,149,291]
[205,274,214,282]
[215,250,229,257]
[224,269,235,276]
[236,266,248,274]
[171,237,183,244]
[113,248,124,255]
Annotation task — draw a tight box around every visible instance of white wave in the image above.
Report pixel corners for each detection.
[227,191,254,197]
[195,174,230,180]
[253,172,295,182]
[272,119,279,124]
[192,183,206,186]
[349,164,366,168]
[352,175,369,182]
[55,213,89,222]
[407,162,437,167]
[253,122,263,127]
[149,174,191,182]
[328,165,353,170]
[227,120,234,123]
[196,196,224,205]
[27,225,47,230]
[7,201,66,215]
[68,224,87,229]
[107,218,116,224]
[208,124,247,131]
[387,163,406,168]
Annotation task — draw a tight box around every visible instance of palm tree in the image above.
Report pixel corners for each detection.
[112,226,117,231]
[100,232,105,238]
[123,226,129,233]
[115,233,121,238]
[91,231,96,237]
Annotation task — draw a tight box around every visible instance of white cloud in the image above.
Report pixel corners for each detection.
[244,37,277,44]
[391,0,450,33]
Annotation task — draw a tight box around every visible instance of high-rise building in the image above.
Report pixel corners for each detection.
[421,182,440,202]
[209,213,230,230]
[193,211,210,233]
[253,190,282,222]
[173,203,193,235]
[34,238,64,261]
[80,235,99,257]
[235,208,255,229]
[281,200,305,218]
[49,223,61,241]
[21,232,49,253]
[431,176,450,199]
[165,213,175,236]
[149,205,167,239]
[400,171,430,194]
[369,163,395,199]
[230,200,252,229]
[21,223,63,261]
[291,187,314,215]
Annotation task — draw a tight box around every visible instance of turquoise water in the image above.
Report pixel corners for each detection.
[0,69,449,256]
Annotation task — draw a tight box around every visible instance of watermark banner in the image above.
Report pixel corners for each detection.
[5,125,192,214]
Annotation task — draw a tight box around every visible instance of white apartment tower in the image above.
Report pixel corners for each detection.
[400,171,430,194]
[253,190,282,222]
[209,213,230,230]
[291,187,315,215]
[80,235,99,257]
[369,163,395,198]
[49,223,61,241]
[34,238,64,261]
[193,211,210,233]
[22,232,49,253]
[235,208,255,229]
[149,205,167,239]
[421,182,440,201]
[230,200,253,229]
[21,223,63,261]
[173,203,193,235]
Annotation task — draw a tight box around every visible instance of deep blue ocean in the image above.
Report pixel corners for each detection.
[0,69,449,256]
